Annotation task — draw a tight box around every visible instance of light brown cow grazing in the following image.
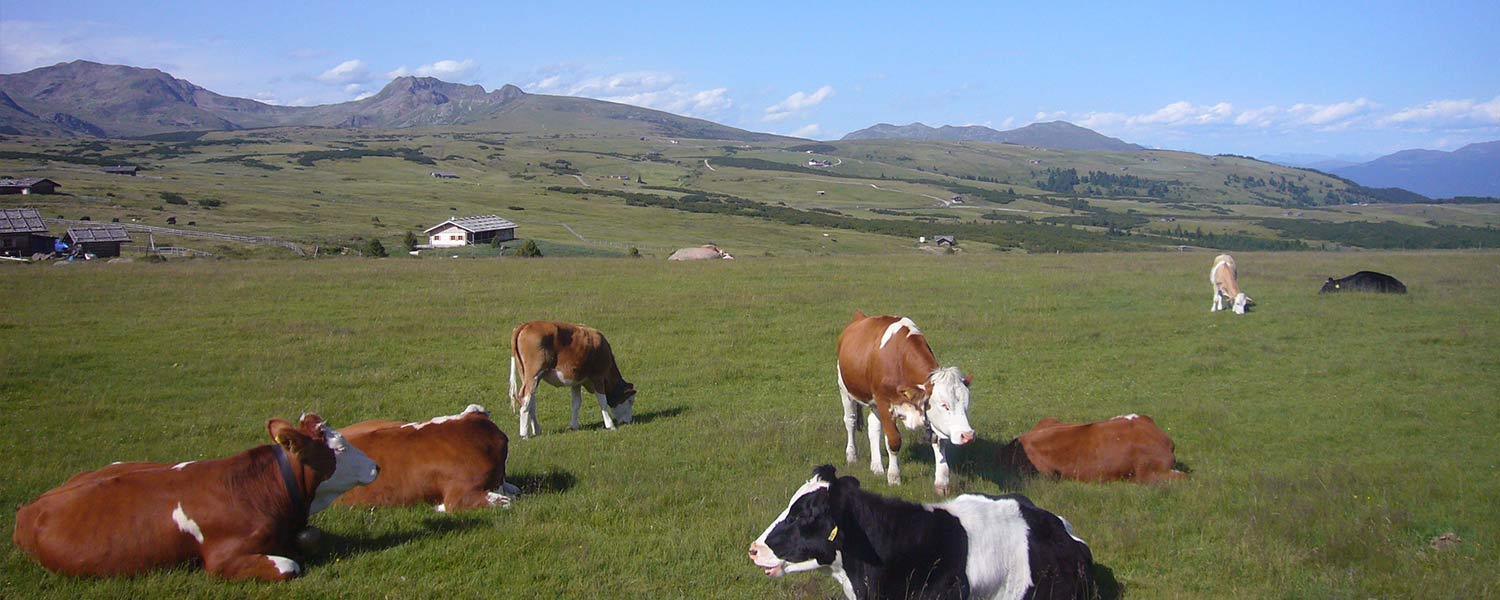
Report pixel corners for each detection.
[337,404,518,511]
[12,415,377,580]
[998,414,1187,483]
[668,244,734,260]
[837,311,976,495]
[1211,253,1253,314]
[509,320,636,438]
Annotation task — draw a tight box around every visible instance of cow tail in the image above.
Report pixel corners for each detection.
[509,325,524,413]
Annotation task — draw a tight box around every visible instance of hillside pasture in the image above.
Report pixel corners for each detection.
[1,251,1496,599]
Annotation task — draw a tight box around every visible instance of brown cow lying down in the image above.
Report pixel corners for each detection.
[337,404,519,511]
[12,415,378,580]
[998,414,1188,483]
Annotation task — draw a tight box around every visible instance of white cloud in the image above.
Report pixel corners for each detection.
[1383,97,1500,128]
[1290,98,1375,126]
[764,85,835,121]
[789,123,821,138]
[386,58,479,81]
[317,59,370,85]
[520,67,732,117]
[353,90,376,101]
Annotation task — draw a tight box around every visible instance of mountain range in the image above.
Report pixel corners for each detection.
[840,121,1144,151]
[0,60,783,142]
[1329,142,1500,199]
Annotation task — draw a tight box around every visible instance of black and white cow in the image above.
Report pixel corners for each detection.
[748,465,1095,600]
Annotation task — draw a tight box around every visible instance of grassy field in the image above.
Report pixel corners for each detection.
[2,251,1497,599]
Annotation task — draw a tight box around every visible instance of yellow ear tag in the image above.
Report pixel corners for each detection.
[827,526,839,542]
[274,435,284,446]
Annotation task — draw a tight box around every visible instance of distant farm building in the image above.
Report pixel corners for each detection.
[934,235,957,247]
[431,171,460,179]
[424,215,517,248]
[103,166,139,176]
[0,178,60,195]
[807,159,832,168]
[65,224,132,258]
[1,208,51,257]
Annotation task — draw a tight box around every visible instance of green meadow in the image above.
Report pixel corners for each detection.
[2,251,1498,599]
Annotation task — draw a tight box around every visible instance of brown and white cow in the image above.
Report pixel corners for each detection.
[509,320,636,438]
[667,244,734,260]
[12,415,377,581]
[837,311,976,495]
[336,404,519,511]
[1210,253,1253,314]
[998,414,1187,483]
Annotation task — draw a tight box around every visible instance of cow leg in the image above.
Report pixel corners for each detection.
[882,412,903,486]
[596,392,617,430]
[866,410,884,476]
[932,438,952,496]
[1211,290,1223,312]
[842,395,862,465]
[569,386,584,430]
[203,549,300,582]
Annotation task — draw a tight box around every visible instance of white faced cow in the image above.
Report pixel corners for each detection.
[837,311,975,495]
[1210,253,1253,314]
[749,465,1096,600]
[509,320,635,439]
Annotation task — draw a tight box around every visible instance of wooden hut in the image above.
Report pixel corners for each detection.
[423,215,517,247]
[65,225,132,258]
[1,208,49,257]
[0,178,60,195]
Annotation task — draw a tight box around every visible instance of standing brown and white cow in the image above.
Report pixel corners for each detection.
[509,320,636,438]
[337,404,519,511]
[837,311,976,495]
[1210,253,1253,314]
[12,415,377,581]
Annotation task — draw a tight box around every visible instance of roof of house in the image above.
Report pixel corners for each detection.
[424,214,517,234]
[0,208,47,234]
[103,166,138,172]
[934,235,957,244]
[0,178,58,189]
[66,224,132,243]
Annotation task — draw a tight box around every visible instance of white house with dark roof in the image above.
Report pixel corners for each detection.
[423,215,517,248]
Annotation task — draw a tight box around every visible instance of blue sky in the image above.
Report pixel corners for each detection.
[1,1,1497,157]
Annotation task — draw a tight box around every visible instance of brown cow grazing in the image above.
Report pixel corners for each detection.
[837,311,976,495]
[12,415,378,581]
[509,320,636,438]
[999,414,1188,483]
[1210,253,1253,314]
[337,404,519,511]
[668,244,734,260]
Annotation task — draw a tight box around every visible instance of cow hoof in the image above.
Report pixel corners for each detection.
[887,475,902,486]
[294,527,323,555]
[846,453,859,464]
[934,483,951,496]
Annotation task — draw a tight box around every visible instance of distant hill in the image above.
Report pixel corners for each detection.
[1332,141,1500,199]
[0,60,784,142]
[841,120,1144,151]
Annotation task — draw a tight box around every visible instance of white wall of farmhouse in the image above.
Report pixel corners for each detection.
[428,224,470,247]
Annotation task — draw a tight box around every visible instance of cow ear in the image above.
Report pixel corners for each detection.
[298,413,327,438]
[267,419,306,452]
[837,475,862,490]
[897,385,916,400]
[961,374,973,387]
[812,464,838,483]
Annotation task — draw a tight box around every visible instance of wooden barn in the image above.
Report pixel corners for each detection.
[0,178,60,195]
[65,225,132,258]
[102,166,139,176]
[1,208,50,257]
[424,215,517,248]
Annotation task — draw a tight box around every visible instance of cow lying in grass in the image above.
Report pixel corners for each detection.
[1320,271,1407,294]
[13,415,377,581]
[1210,253,1254,314]
[998,414,1188,483]
[749,465,1095,600]
[337,404,518,511]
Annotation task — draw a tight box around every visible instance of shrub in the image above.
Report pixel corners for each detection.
[365,238,388,258]
[628,246,641,258]
[514,239,542,258]
[160,192,188,205]
[197,199,221,208]
[402,231,418,251]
